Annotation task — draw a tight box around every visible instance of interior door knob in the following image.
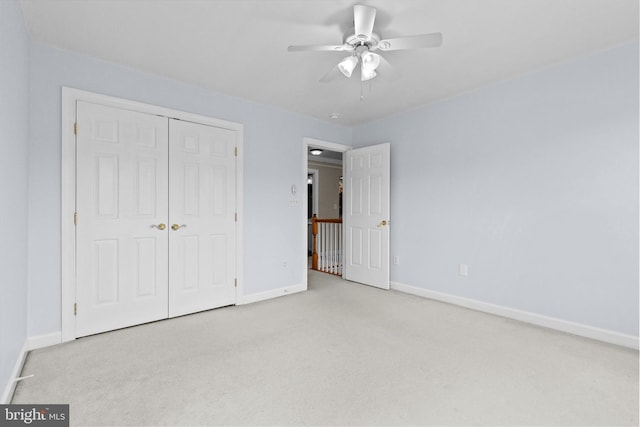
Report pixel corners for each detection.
[171,224,187,231]
[152,223,166,230]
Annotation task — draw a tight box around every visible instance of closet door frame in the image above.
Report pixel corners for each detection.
[61,87,244,342]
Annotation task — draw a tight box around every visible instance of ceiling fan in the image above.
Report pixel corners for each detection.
[287,4,442,83]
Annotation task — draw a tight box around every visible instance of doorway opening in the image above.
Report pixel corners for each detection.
[302,138,349,289]
[307,148,343,276]
[302,138,391,291]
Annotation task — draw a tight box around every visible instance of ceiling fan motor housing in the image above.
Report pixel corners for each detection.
[345,32,381,52]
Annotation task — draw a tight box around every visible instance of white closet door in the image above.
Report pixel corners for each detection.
[168,119,237,317]
[76,101,169,337]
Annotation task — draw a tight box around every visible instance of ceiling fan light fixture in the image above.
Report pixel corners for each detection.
[361,68,377,82]
[338,56,358,78]
[361,51,381,71]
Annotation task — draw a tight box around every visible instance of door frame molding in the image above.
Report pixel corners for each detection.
[61,87,244,342]
[301,137,350,290]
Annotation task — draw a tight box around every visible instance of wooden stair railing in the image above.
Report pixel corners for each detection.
[311,214,343,276]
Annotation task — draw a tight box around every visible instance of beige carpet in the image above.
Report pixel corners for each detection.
[12,270,639,426]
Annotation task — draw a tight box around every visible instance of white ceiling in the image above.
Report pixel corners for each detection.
[19,0,639,126]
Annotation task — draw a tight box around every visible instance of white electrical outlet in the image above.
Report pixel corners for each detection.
[393,256,400,265]
[459,263,468,277]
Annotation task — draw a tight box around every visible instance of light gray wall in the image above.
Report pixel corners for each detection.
[27,43,352,337]
[309,161,343,218]
[353,42,639,336]
[0,0,30,398]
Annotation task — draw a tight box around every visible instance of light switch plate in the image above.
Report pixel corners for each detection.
[288,197,300,207]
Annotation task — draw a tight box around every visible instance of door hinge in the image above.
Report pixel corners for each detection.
[74,122,78,135]
[234,212,237,222]
[234,147,238,157]
[234,278,237,288]
[73,212,78,225]
[74,303,77,316]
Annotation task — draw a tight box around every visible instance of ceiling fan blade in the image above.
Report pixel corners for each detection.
[378,33,443,51]
[288,44,353,52]
[354,4,377,41]
[376,55,402,81]
[319,64,344,83]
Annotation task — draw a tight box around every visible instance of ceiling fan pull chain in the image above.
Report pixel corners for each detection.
[360,79,373,101]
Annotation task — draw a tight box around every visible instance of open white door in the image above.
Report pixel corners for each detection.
[344,143,390,289]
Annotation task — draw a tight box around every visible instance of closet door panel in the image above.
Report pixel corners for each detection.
[168,119,237,317]
[76,101,169,337]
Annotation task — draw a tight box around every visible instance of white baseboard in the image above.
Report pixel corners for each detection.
[238,283,306,305]
[390,281,639,350]
[28,332,62,351]
[1,340,28,404]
